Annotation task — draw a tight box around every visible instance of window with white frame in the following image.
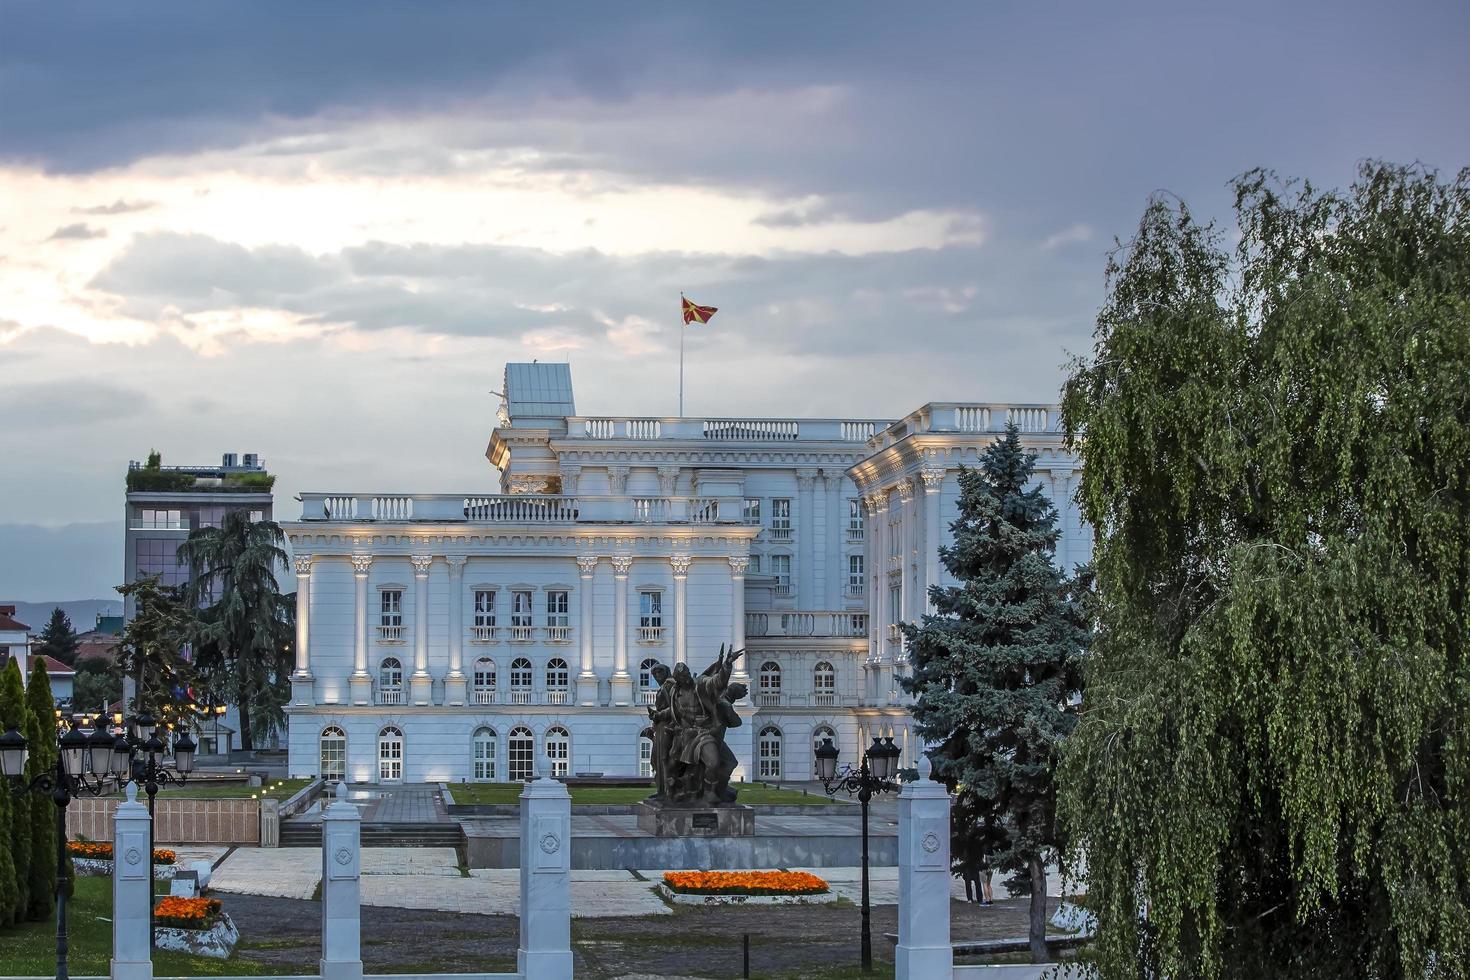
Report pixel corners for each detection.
[758,661,782,705]
[639,591,663,628]
[508,726,534,781]
[889,586,902,624]
[511,590,533,628]
[546,590,569,628]
[638,728,654,778]
[758,726,783,779]
[509,657,533,701]
[378,656,403,696]
[848,554,865,596]
[742,498,762,525]
[377,726,403,782]
[848,498,864,539]
[546,657,570,701]
[812,725,837,769]
[639,657,661,701]
[813,661,836,703]
[771,498,792,539]
[472,657,496,703]
[319,726,346,782]
[545,726,570,777]
[472,727,497,781]
[380,589,403,628]
[748,555,761,574]
[474,590,496,627]
[771,555,792,595]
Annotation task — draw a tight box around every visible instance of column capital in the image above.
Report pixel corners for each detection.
[657,465,680,496]
[819,466,844,487]
[350,554,374,576]
[294,554,313,576]
[728,555,750,576]
[796,467,820,491]
[670,554,693,578]
[606,465,630,495]
[445,555,468,572]
[611,554,634,576]
[410,554,434,576]
[920,466,945,490]
[897,478,915,502]
[865,492,888,515]
[576,555,600,576]
[559,465,582,496]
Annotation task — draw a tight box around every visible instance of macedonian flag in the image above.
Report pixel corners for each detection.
[682,294,718,325]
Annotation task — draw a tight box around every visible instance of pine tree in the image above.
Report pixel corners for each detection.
[0,658,31,923]
[25,661,58,921]
[36,608,80,667]
[900,423,1089,962]
[0,749,15,927]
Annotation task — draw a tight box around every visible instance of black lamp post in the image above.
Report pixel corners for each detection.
[816,734,903,974]
[1,717,119,980]
[124,711,195,946]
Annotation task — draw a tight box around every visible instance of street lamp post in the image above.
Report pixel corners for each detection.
[1,718,121,980]
[816,734,903,974]
[121,711,195,946]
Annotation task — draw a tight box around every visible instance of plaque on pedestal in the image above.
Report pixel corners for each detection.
[635,802,755,838]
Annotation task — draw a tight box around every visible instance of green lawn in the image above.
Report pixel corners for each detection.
[110,777,315,800]
[449,781,837,806]
[0,877,283,977]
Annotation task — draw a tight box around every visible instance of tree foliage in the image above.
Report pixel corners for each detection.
[35,608,79,667]
[1059,162,1470,978]
[900,424,1089,961]
[24,660,57,921]
[0,659,31,922]
[113,575,194,720]
[178,512,293,751]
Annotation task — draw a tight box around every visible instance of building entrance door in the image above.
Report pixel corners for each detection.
[378,726,403,782]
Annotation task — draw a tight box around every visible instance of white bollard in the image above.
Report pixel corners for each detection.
[319,781,364,980]
[111,781,153,980]
[517,755,573,980]
[896,755,953,980]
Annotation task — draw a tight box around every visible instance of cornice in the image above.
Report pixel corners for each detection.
[550,445,870,468]
[284,524,761,555]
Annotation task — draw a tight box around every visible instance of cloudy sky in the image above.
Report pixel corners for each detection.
[2,0,1467,601]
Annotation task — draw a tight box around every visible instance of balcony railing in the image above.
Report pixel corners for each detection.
[546,626,571,643]
[567,416,888,443]
[640,690,658,706]
[546,689,571,705]
[378,624,405,641]
[637,626,666,644]
[509,625,535,642]
[746,612,869,638]
[300,492,743,525]
[470,626,498,642]
[770,526,792,541]
[773,584,793,597]
[376,688,406,706]
[471,688,497,705]
[812,692,836,707]
[508,689,532,705]
[847,526,865,542]
[755,692,781,707]
[864,402,1061,452]
[847,583,864,597]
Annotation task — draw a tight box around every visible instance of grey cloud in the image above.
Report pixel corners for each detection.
[0,379,151,427]
[73,199,157,215]
[47,223,107,241]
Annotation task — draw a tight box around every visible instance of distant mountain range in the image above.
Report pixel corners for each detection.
[7,599,123,633]
[0,520,123,608]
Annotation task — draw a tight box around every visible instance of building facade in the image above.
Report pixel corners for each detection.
[282,364,1088,785]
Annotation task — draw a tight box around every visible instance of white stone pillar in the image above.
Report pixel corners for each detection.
[111,782,152,980]
[921,467,944,615]
[897,478,914,625]
[349,554,373,705]
[896,755,953,979]
[796,467,818,605]
[576,556,599,705]
[444,555,467,706]
[728,555,750,691]
[671,554,691,665]
[410,554,433,705]
[319,781,364,980]
[518,758,573,980]
[292,554,314,706]
[822,468,842,609]
[610,555,633,706]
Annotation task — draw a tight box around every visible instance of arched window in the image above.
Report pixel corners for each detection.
[639,658,662,705]
[319,726,346,782]
[757,661,782,706]
[377,726,404,783]
[509,657,533,704]
[472,727,497,782]
[811,725,836,774]
[638,727,654,779]
[758,726,783,780]
[378,657,404,704]
[508,726,535,781]
[546,658,570,704]
[813,661,836,705]
[472,658,496,705]
[545,726,570,777]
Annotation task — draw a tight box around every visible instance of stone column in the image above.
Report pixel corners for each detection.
[728,556,750,691]
[349,554,373,705]
[111,782,152,980]
[822,468,843,609]
[576,556,599,705]
[610,555,633,706]
[896,755,953,979]
[797,467,818,605]
[410,554,433,705]
[896,478,914,625]
[444,555,468,706]
[670,554,691,665]
[518,758,573,980]
[320,782,364,980]
[291,554,314,706]
[921,467,944,615]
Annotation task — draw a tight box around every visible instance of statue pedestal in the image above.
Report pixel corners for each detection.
[635,802,755,838]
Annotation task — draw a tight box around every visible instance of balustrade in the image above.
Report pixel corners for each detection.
[471,688,497,705]
[637,626,667,644]
[469,626,498,642]
[509,625,535,642]
[546,689,571,705]
[702,418,799,440]
[546,625,571,642]
[377,624,405,641]
[812,692,836,707]
[508,689,532,705]
[745,611,868,638]
[463,495,578,522]
[376,687,406,706]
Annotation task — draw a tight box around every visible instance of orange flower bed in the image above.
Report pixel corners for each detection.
[154,896,222,930]
[662,870,829,896]
[67,841,177,864]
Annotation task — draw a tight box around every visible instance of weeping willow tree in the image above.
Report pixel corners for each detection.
[1059,162,1470,979]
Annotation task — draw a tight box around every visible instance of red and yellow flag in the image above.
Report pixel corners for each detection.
[682,295,718,325]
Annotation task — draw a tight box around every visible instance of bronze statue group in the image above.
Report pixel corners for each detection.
[645,645,748,807]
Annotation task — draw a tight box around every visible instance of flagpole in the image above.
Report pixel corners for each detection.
[678,304,686,417]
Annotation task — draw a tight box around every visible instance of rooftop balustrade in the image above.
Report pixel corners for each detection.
[865,402,1061,451]
[298,492,753,525]
[746,611,869,639]
[563,416,886,443]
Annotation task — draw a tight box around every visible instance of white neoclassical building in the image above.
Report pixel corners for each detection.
[282,363,1088,785]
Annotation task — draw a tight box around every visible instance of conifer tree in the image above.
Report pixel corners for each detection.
[0,748,15,927]
[25,661,58,921]
[0,658,31,924]
[36,608,80,667]
[900,423,1089,962]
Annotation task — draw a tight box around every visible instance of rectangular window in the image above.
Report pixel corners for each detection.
[771,555,792,595]
[639,591,663,628]
[134,508,185,530]
[742,498,762,525]
[546,590,569,628]
[474,590,496,627]
[249,510,265,523]
[135,538,188,587]
[381,590,403,627]
[889,586,901,624]
[511,590,533,628]
[848,554,865,595]
[848,499,864,539]
[748,555,761,574]
[771,498,792,539]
